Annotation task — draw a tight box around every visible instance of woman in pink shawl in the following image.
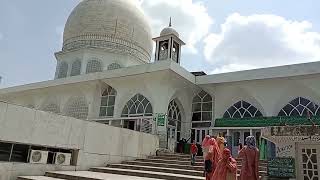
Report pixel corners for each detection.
[205,138,221,180]
[239,136,260,180]
[212,148,237,180]
[202,135,212,159]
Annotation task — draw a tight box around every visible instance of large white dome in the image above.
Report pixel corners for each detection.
[63,0,153,63]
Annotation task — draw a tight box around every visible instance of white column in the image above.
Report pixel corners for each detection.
[250,129,253,136]
[227,129,231,136]
[240,131,244,144]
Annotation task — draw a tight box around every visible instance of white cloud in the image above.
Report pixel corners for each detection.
[210,63,258,74]
[139,0,213,54]
[204,13,320,73]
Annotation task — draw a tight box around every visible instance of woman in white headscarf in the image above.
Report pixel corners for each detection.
[238,136,260,180]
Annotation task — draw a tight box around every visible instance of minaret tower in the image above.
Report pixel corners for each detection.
[153,18,185,64]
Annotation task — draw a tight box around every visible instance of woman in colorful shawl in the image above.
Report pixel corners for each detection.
[212,148,237,180]
[202,135,212,160]
[205,138,221,180]
[216,136,225,153]
[239,136,260,180]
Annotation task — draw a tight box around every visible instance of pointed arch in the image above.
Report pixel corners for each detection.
[57,61,68,78]
[168,99,182,141]
[86,59,102,73]
[192,90,213,127]
[64,96,88,119]
[278,97,320,117]
[99,86,117,117]
[107,63,121,70]
[42,103,60,114]
[70,60,81,76]
[121,94,153,117]
[223,100,263,118]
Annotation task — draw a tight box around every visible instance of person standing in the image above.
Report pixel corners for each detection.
[205,138,221,180]
[239,136,260,180]
[216,136,226,153]
[202,135,212,160]
[190,140,198,165]
[212,148,237,180]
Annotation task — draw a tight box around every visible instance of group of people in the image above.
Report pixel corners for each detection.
[190,135,260,180]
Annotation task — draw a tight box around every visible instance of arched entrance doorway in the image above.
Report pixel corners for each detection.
[167,99,182,152]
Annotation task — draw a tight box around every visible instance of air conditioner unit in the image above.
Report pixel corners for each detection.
[29,150,49,164]
[55,153,71,166]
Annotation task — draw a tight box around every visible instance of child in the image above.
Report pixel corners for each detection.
[190,140,198,165]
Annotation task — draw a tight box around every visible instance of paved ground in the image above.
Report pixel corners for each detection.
[24,171,163,180]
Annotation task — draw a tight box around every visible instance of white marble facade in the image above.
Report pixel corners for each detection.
[1,0,320,170]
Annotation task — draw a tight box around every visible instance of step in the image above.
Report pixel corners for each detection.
[87,167,204,180]
[136,158,203,166]
[18,177,64,180]
[156,153,190,158]
[45,171,163,180]
[237,169,268,176]
[92,164,203,176]
[125,161,204,171]
[150,156,204,162]
[237,165,267,171]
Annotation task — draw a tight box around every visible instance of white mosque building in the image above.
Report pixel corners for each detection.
[1,0,320,179]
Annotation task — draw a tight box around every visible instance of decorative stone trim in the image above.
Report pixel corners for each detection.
[62,34,151,63]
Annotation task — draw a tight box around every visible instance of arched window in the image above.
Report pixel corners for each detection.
[107,63,121,70]
[278,97,320,117]
[42,103,60,114]
[223,100,263,118]
[26,104,35,109]
[168,99,182,141]
[86,59,102,73]
[64,97,88,119]
[70,60,81,76]
[57,62,68,78]
[99,86,116,117]
[121,94,153,117]
[192,90,213,128]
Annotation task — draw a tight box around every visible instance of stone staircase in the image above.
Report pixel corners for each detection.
[18,153,268,180]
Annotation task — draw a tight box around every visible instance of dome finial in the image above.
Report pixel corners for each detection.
[169,17,172,27]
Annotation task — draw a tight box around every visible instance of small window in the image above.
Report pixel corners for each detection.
[122,94,153,117]
[99,86,117,117]
[107,63,121,70]
[70,60,81,76]
[192,90,213,128]
[42,103,60,114]
[64,97,89,119]
[278,97,320,117]
[86,59,102,73]
[191,122,211,128]
[0,142,12,161]
[10,144,29,163]
[57,62,68,78]
[223,101,263,118]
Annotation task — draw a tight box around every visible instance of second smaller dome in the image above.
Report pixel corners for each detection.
[160,27,179,37]
[160,18,179,37]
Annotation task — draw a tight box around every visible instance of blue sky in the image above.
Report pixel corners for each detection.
[1,0,320,88]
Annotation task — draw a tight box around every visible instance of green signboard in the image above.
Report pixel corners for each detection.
[268,158,295,178]
[215,116,320,127]
[157,114,166,126]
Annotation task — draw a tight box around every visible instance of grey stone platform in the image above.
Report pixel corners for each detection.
[18,152,267,180]
[19,171,162,180]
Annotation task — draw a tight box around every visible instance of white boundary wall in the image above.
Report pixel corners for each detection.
[0,102,159,180]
